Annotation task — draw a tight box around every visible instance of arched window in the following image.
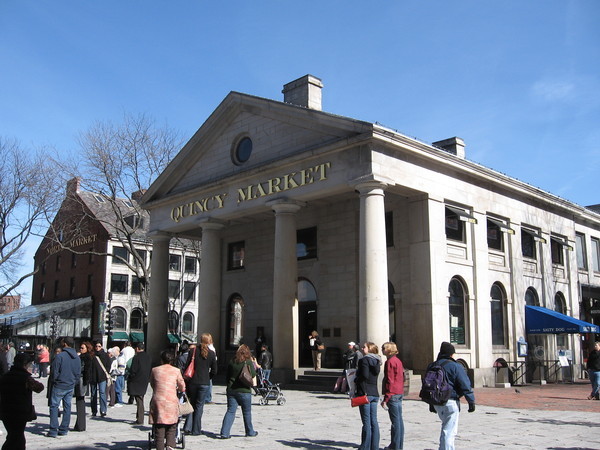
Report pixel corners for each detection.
[448,278,468,346]
[298,279,318,302]
[168,310,179,334]
[525,287,539,306]
[228,295,245,348]
[490,283,507,347]
[111,307,127,330]
[554,292,567,348]
[130,308,143,330]
[182,312,195,334]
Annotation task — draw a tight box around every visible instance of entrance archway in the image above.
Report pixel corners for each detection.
[297,278,318,367]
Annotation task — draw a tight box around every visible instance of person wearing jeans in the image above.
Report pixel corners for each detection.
[219,345,258,439]
[587,341,600,400]
[431,342,475,450]
[355,342,382,450]
[90,341,111,417]
[48,337,81,438]
[381,342,405,449]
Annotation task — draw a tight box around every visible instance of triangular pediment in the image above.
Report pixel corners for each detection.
[142,92,374,206]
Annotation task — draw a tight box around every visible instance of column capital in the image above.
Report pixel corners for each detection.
[198,218,226,231]
[266,198,306,214]
[350,176,390,195]
[148,231,172,243]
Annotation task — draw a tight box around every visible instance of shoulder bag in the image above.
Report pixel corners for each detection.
[183,347,196,380]
[96,356,113,387]
[238,362,253,388]
[350,394,369,407]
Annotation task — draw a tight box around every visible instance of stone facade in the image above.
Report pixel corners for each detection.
[141,75,600,385]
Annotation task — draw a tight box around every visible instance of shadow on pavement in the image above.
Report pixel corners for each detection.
[277,438,357,449]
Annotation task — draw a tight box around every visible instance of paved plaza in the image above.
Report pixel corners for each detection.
[3,378,600,449]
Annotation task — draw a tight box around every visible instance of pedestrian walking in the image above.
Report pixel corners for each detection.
[586,341,600,400]
[0,352,44,449]
[429,342,475,450]
[127,342,152,425]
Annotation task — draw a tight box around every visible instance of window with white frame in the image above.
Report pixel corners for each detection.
[448,278,468,346]
[521,227,545,260]
[169,254,181,272]
[182,312,195,333]
[490,283,507,347]
[592,238,600,272]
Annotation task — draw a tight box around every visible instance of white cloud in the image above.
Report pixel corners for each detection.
[531,79,575,102]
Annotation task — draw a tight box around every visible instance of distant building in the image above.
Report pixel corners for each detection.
[27,178,200,346]
[0,295,20,315]
[139,74,600,385]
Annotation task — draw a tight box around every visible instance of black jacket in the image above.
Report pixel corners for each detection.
[90,350,112,384]
[128,351,152,396]
[186,347,218,385]
[258,350,273,371]
[355,353,381,397]
[587,350,600,371]
[0,366,44,421]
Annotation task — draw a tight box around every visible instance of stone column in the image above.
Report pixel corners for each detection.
[268,199,304,371]
[356,181,390,346]
[147,233,171,365]
[196,220,224,348]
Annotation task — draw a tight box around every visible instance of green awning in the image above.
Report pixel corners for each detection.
[109,331,130,341]
[168,333,181,343]
[130,331,144,343]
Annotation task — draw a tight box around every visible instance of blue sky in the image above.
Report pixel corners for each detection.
[2,1,599,303]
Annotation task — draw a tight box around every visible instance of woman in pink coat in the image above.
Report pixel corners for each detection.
[149,350,186,450]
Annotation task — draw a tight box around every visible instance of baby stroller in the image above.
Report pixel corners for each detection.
[255,368,286,406]
[148,395,188,449]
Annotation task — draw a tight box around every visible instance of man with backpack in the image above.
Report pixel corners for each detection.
[420,342,475,450]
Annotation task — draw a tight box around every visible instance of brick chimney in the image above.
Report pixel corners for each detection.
[282,75,323,110]
[432,137,466,159]
[66,177,81,195]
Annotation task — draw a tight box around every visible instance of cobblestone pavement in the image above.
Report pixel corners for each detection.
[3,377,599,449]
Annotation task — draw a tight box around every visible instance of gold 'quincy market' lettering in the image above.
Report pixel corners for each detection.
[237,162,331,203]
[169,162,332,222]
[46,234,98,256]
[170,193,228,223]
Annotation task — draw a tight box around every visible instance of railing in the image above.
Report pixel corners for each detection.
[503,361,527,386]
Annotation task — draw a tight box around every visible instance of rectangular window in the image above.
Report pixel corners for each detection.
[487,219,503,251]
[168,280,180,299]
[87,274,93,295]
[576,233,587,270]
[69,277,75,297]
[592,238,600,272]
[40,283,45,299]
[134,249,147,268]
[131,276,141,295]
[385,212,394,247]
[184,256,196,274]
[110,274,128,293]
[445,206,476,243]
[56,255,62,271]
[521,228,544,259]
[112,247,128,265]
[169,254,181,272]
[184,281,196,301]
[297,227,318,260]
[71,253,77,269]
[228,241,245,270]
[551,236,565,265]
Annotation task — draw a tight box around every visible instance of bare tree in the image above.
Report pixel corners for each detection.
[49,113,184,314]
[0,137,61,298]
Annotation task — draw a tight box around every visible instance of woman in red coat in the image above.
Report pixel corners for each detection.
[149,350,186,450]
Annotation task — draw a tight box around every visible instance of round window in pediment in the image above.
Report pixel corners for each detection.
[232,136,253,165]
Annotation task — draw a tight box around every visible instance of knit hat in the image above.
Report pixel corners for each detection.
[439,341,456,357]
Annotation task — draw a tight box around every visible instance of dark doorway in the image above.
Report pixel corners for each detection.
[299,301,317,367]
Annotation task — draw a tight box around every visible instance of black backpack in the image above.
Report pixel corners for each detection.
[419,359,452,405]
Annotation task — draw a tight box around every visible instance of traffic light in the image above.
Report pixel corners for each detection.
[105,308,115,335]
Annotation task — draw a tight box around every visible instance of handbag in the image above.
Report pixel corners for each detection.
[238,362,253,388]
[96,356,113,387]
[183,347,196,380]
[317,343,325,351]
[351,395,369,407]
[178,392,194,416]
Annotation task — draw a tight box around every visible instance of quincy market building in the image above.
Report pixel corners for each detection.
[141,75,600,386]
